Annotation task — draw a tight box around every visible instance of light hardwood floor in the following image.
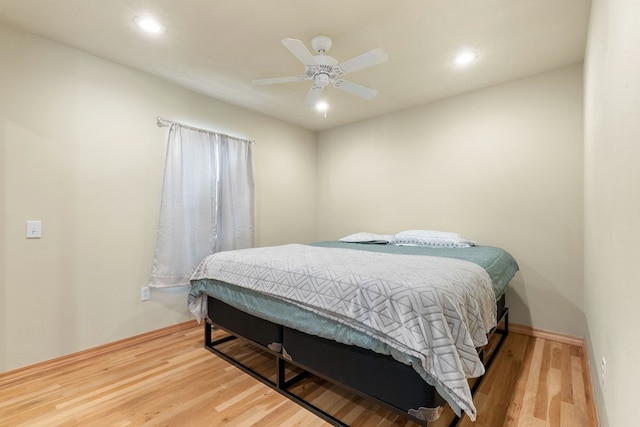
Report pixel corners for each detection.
[0,324,597,426]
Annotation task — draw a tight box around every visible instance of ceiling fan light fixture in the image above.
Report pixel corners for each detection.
[134,16,165,34]
[315,100,329,112]
[453,50,478,66]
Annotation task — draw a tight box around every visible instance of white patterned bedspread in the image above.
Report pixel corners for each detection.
[190,244,497,420]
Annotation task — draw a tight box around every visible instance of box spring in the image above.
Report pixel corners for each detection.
[208,297,282,350]
[205,293,508,426]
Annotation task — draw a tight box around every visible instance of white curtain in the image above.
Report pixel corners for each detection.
[149,124,254,288]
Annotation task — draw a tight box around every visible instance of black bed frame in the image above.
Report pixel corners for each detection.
[203,295,509,426]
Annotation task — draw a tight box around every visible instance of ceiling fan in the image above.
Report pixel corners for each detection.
[252,36,388,107]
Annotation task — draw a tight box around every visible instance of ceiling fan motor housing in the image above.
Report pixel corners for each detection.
[315,73,330,88]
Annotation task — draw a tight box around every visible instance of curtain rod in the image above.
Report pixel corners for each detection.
[156,117,255,144]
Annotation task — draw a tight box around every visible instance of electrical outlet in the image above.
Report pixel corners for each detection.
[601,357,606,391]
[141,286,151,301]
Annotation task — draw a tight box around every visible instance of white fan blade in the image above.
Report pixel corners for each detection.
[334,48,388,75]
[304,85,324,107]
[253,76,307,85]
[333,79,378,100]
[281,38,317,66]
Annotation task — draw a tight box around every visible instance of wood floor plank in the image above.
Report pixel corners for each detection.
[533,339,551,420]
[547,367,562,427]
[560,342,574,405]
[519,337,545,424]
[570,355,589,427]
[0,325,596,427]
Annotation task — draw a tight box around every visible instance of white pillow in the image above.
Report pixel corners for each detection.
[339,232,393,244]
[391,230,475,248]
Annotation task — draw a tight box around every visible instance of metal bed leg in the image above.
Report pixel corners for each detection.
[276,357,285,389]
[204,321,212,347]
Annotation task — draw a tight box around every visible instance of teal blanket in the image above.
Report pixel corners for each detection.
[310,241,518,298]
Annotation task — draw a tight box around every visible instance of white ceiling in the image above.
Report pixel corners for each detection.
[0,0,591,131]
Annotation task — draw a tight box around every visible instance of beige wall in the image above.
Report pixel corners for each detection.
[584,1,640,426]
[317,65,585,337]
[0,24,316,372]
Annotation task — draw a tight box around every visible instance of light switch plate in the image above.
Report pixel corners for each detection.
[26,221,42,239]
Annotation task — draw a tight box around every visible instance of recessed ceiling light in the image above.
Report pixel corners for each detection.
[134,16,165,34]
[453,50,478,66]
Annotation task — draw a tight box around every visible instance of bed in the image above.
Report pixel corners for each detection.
[188,238,518,426]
